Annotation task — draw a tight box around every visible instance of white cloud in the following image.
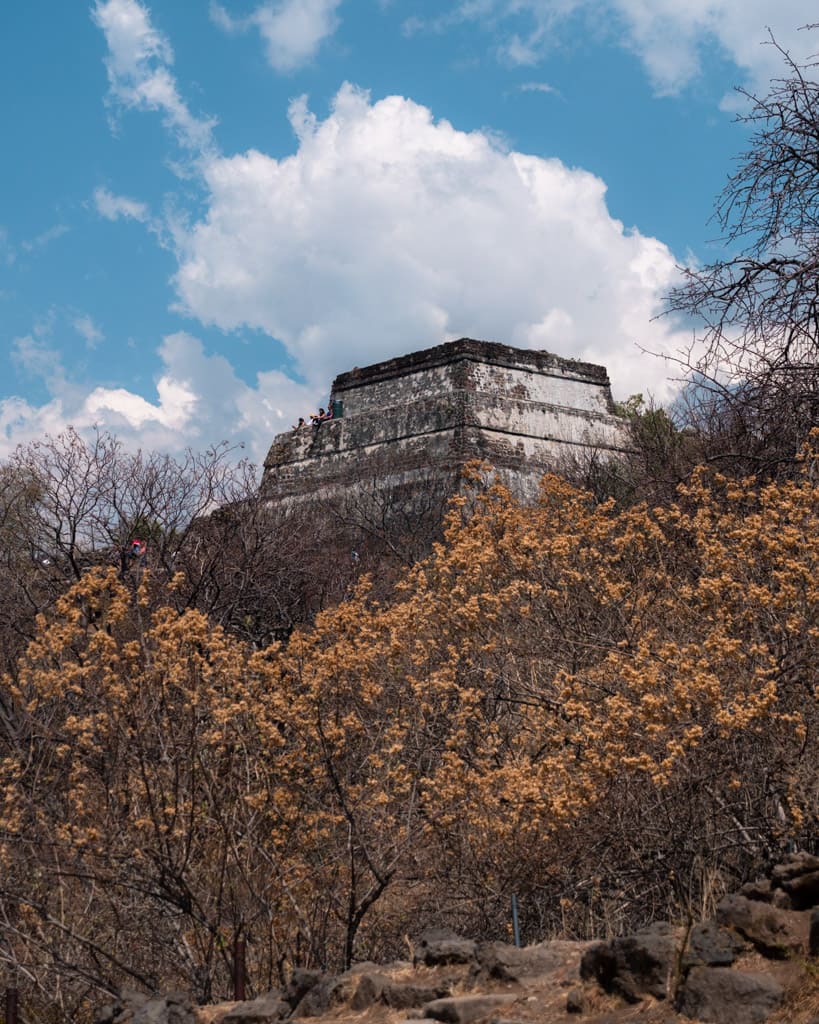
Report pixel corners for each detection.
[519,81,560,95]
[427,1,817,97]
[208,2,236,34]
[21,224,70,253]
[0,330,316,462]
[211,0,342,73]
[172,83,690,403]
[73,314,105,348]
[0,226,15,266]
[12,334,67,393]
[92,0,216,150]
[609,0,817,98]
[94,186,150,222]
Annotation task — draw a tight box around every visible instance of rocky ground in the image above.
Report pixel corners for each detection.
[98,853,819,1024]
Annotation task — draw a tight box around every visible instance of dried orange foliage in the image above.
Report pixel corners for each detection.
[1,451,817,1017]
[282,457,817,919]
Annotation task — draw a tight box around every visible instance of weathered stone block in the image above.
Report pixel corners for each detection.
[771,852,819,886]
[473,941,569,982]
[677,967,783,1024]
[283,969,324,1009]
[414,927,478,966]
[382,981,453,1009]
[716,893,809,957]
[782,869,819,910]
[682,921,745,969]
[580,921,684,1003]
[810,908,819,956]
[96,991,196,1024]
[565,986,587,1014]
[422,994,518,1024]
[223,993,289,1023]
[349,973,388,1011]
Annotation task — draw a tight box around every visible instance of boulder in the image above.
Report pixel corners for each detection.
[770,851,819,886]
[350,974,451,1011]
[422,995,518,1024]
[291,975,355,1018]
[282,969,325,1010]
[349,973,388,1011]
[811,908,819,957]
[579,922,684,1003]
[716,893,809,957]
[382,981,453,1009]
[345,961,385,975]
[96,992,140,1024]
[740,879,774,902]
[781,869,819,910]
[414,929,478,967]
[565,987,587,1014]
[283,968,359,1018]
[681,921,745,969]
[96,991,196,1024]
[473,941,566,983]
[677,966,783,1024]
[739,879,793,909]
[222,993,290,1023]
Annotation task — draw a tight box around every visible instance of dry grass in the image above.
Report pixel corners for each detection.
[196,939,819,1024]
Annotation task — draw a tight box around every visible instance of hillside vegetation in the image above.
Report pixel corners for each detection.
[1,437,816,1021]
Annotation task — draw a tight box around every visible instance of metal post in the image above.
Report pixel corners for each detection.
[6,987,19,1024]
[232,935,246,1001]
[511,894,521,948]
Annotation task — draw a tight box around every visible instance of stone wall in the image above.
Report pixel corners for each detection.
[261,338,631,506]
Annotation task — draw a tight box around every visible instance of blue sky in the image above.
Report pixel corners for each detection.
[1,1,815,463]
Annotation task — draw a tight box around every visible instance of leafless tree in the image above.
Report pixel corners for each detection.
[0,429,328,677]
[667,28,819,476]
[325,457,455,586]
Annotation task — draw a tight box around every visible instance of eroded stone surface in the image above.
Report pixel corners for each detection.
[223,994,289,1024]
[681,921,745,969]
[422,995,518,1024]
[580,922,684,1003]
[473,942,571,983]
[261,338,629,509]
[677,967,783,1024]
[97,992,196,1024]
[414,928,478,967]
[771,852,819,886]
[716,894,810,957]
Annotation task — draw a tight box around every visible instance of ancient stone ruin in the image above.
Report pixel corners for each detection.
[261,338,630,507]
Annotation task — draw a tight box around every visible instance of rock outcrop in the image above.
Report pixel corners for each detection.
[96,852,819,1024]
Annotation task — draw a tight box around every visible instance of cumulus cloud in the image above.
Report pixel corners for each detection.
[84,1,699,457]
[424,1,817,97]
[210,0,342,73]
[92,0,216,150]
[0,330,316,461]
[172,83,689,402]
[94,186,150,222]
[608,0,817,98]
